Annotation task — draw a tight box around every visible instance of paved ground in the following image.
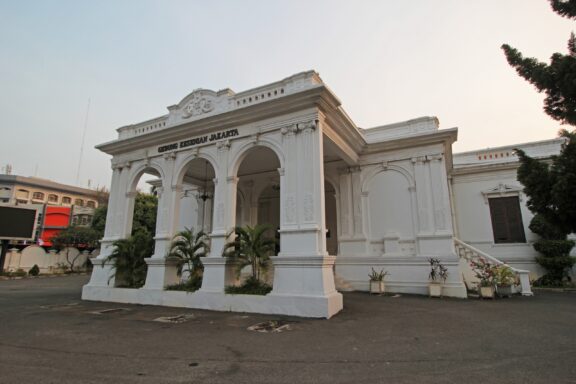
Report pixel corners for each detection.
[0,276,575,384]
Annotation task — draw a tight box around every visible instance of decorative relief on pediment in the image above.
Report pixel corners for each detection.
[481,183,523,203]
[182,94,215,119]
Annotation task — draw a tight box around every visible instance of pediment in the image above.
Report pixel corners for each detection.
[171,89,219,119]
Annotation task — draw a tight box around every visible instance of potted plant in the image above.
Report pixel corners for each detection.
[428,258,448,297]
[494,264,516,297]
[470,257,497,299]
[368,267,389,294]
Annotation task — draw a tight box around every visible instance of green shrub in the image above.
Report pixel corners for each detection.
[165,276,202,292]
[533,239,576,285]
[106,230,153,288]
[529,214,565,240]
[225,276,272,295]
[533,239,575,257]
[28,264,40,276]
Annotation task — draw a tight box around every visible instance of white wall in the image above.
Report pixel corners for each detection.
[4,245,96,273]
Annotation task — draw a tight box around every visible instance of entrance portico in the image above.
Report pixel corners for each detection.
[83,71,467,319]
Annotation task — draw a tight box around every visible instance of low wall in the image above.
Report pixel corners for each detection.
[3,245,99,273]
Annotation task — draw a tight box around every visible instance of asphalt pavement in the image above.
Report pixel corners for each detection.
[0,275,575,383]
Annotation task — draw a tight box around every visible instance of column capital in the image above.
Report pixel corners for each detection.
[411,156,428,164]
[163,152,177,161]
[216,140,231,151]
[300,119,317,133]
[281,124,299,136]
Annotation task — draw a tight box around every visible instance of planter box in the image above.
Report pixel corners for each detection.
[370,281,385,294]
[497,285,513,298]
[479,286,495,299]
[428,282,443,298]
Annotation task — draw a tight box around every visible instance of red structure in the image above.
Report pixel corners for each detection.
[40,206,71,247]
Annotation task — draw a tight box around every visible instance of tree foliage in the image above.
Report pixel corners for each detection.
[132,193,158,235]
[50,226,100,271]
[90,192,158,238]
[516,130,576,236]
[550,0,576,18]
[502,0,576,126]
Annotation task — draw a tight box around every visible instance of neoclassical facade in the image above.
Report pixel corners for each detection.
[84,71,542,318]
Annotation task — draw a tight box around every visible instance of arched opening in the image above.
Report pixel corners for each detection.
[177,158,216,235]
[111,166,161,288]
[234,146,281,285]
[366,170,416,257]
[126,167,161,237]
[324,181,338,256]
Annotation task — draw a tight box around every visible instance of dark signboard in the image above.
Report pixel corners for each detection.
[0,206,37,240]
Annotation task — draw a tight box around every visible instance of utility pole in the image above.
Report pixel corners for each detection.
[76,98,91,186]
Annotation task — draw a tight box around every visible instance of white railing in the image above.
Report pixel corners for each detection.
[454,238,533,296]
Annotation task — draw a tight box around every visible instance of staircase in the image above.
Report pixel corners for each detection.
[454,238,533,296]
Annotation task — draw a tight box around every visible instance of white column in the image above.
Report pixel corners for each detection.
[143,154,182,290]
[200,142,238,292]
[270,120,343,318]
[336,167,366,256]
[84,162,129,290]
[413,156,434,235]
[428,154,453,235]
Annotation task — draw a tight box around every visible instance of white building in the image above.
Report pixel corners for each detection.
[83,71,561,318]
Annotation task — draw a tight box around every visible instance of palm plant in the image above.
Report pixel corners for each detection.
[105,229,154,288]
[167,227,210,281]
[223,224,277,282]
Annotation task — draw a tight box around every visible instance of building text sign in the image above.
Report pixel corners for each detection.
[158,128,239,153]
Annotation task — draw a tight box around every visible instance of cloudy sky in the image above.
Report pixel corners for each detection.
[0,0,572,189]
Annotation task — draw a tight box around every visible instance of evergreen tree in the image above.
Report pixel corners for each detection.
[503,1,576,285]
[515,130,576,285]
[502,0,576,125]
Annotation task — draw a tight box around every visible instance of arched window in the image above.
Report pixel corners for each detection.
[86,200,96,208]
[62,196,72,205]
[16,189,30,199]
[48,194,58,203]
[75,198,84,206]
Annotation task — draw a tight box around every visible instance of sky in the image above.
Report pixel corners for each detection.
[0,0,573,190]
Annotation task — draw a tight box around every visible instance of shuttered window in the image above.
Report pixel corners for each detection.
[488,197,526,243]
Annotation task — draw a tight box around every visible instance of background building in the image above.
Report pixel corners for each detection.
[0,175,101,246]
